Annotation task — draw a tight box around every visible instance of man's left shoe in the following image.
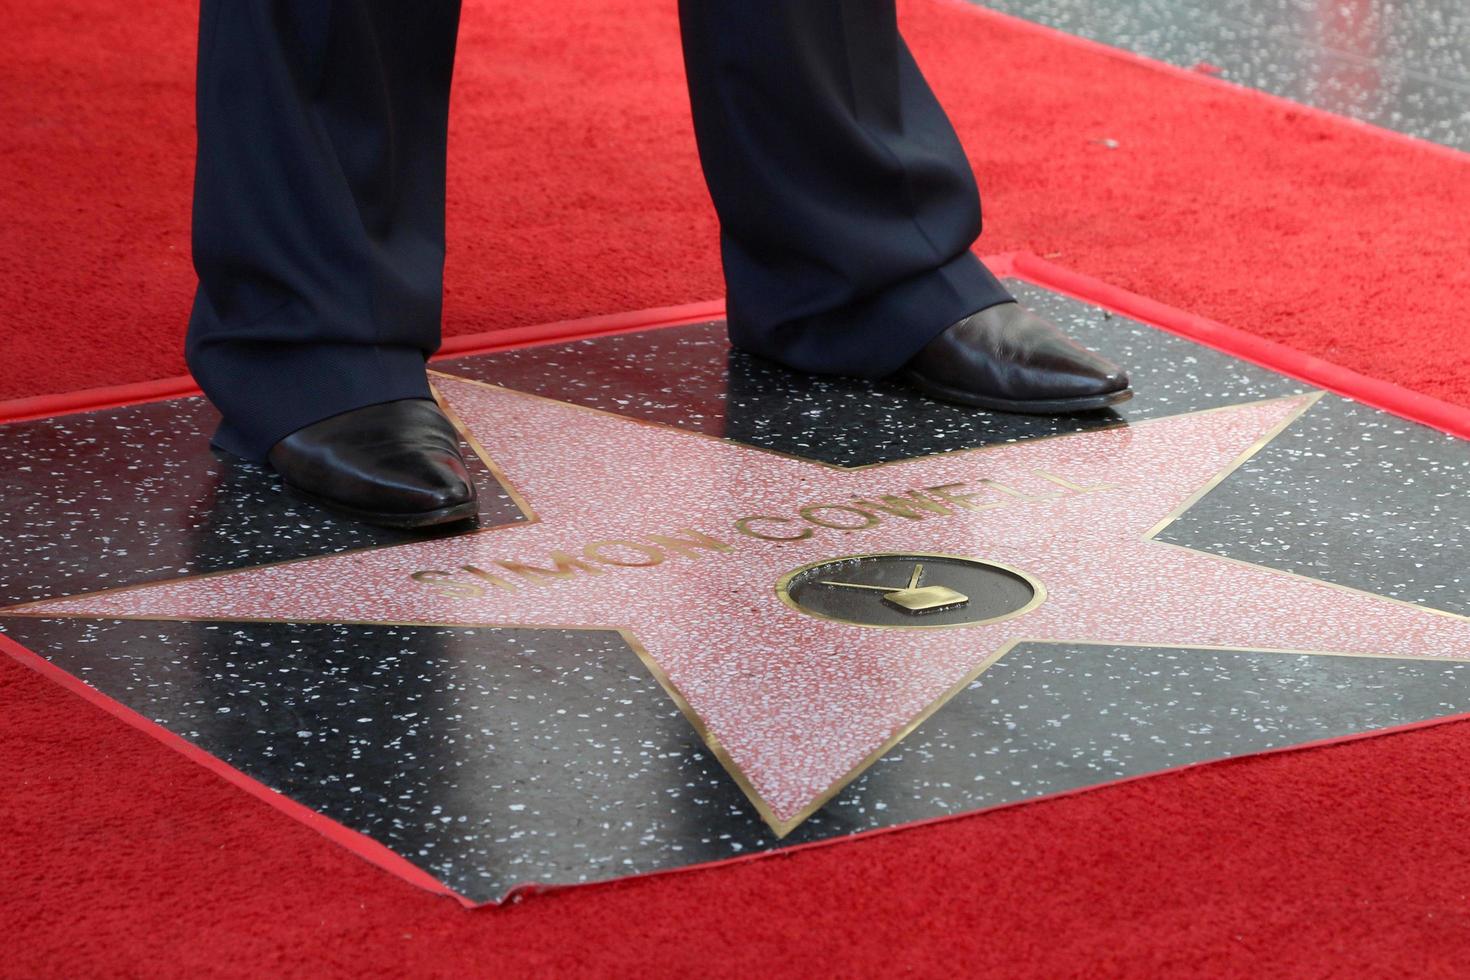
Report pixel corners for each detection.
[267,399,479,529]
[897,302,1132,414]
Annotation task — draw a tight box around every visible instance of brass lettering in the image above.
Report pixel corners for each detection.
[584,539,666,567]
[799,503,882,530]
[410,570,485,599]
[647,528,733,559]
[852,492,953,520]
[735,515,814,541]
[462,565,521,592]
[496,551,603,583]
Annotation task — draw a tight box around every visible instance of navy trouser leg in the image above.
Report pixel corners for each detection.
[188,0,1008,461]
[678,0,1012,377]
[186,1,462,462]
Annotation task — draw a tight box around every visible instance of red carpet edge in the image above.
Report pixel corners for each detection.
[0,300,727,426]
[5,255,1467,441]
[1007,253,1470,440]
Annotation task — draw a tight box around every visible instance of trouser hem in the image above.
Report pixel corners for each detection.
[727,251,1014,379]
[199,343,434,463]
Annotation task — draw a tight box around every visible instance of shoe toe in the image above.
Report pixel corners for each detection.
[385,448,475,512]
[1055,349,1130,398]
[1098,366,1130,394]
[900,304,1133,411]
[269,398,479,525]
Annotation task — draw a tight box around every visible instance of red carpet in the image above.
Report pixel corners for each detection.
[4,0,1470,975]
[3,0,1469,409]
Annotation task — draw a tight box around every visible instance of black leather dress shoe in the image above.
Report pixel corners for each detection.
[267,399,478,529]
[898,302,1132,413]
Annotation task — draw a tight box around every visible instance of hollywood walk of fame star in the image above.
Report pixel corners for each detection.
[9,375,1469,836]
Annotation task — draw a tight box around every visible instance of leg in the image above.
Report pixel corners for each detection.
[677,0,1013,378]
[187,0,462,462]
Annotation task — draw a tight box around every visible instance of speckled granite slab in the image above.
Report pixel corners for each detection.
[3,281,1468,903]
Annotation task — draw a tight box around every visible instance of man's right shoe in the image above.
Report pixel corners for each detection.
[267,399,479,529]
[898,301,1132,414]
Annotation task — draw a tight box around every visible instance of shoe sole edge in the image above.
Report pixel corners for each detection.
[282,483,481,530]
[899,371,1135,415]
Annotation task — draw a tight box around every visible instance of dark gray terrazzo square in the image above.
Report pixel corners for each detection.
[5,614,1468,902]
[4,280,1470,901]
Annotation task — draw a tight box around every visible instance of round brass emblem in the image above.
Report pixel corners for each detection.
[776,552,1045,630]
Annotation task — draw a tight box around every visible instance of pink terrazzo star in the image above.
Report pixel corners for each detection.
[16,377,1470,834]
